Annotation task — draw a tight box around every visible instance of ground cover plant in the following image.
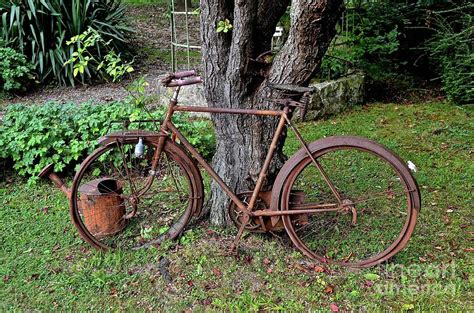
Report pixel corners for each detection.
[0,47,35,93]
[0,102,472,311]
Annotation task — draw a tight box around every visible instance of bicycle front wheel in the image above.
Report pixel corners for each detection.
[70,137,203,250]
[281,136,420,267]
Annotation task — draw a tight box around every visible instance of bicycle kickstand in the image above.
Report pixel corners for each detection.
[229,214,250,255]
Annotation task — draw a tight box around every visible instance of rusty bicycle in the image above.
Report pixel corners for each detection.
[41,70,420,268]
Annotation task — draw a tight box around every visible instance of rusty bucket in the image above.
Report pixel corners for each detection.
[78,178,127,238]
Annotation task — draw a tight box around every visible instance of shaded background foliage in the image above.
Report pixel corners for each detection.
[318,0,473,104]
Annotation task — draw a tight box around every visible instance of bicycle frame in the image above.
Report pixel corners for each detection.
[144,86,344,218]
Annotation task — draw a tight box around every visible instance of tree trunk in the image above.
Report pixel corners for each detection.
[200,0,344,226]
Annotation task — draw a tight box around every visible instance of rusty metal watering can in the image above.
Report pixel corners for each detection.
[39,164,127,238]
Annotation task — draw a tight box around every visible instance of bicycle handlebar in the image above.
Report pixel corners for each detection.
[161,70,203,87]
[166,76,203,87]
[173,70,197,79]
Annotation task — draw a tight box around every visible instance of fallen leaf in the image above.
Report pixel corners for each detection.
[263,257,271,265]
[187,280,194,287]
[80,247,89,254]
[110,287,118,297]
[464,248,474,253]
[330,303,339,312]
[435,246,442,251]
[364,280,374,288]
[313,266,325,273]
[324,285,334,294]
[3,276,10,283]
[212,267,222,277]
[41,207,49,214]
[294,263,309,273]
[201,298,211,306]
[419,257,427,263]
[203,282,216,290]
[267,268,273,274]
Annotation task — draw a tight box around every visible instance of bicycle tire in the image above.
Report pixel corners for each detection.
[280,136,420,268]
[69,137,203,250]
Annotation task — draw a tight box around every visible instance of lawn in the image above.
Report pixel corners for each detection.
[0,101,472,311]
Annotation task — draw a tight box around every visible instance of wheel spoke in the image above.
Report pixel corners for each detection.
[281,138,419,267]
[70,139,201,250]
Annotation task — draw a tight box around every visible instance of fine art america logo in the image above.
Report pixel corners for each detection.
[374,262,463,297]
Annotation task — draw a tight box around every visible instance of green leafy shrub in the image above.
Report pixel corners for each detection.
[0,47,35,92]
[317,0,473,103]
[0,101,215,183]
[64,27,134,83]
[320,2,401,81]
[424,4,474,104]
[0,0,132,86]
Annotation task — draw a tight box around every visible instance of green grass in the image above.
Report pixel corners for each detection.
[1,102,473,311]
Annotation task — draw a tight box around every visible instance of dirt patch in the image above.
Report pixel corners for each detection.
[127,5,200,57]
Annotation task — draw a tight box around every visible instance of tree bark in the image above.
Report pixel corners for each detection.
[200,0,344,226]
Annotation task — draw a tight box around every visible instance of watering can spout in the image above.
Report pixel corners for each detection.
[38,164,71,198]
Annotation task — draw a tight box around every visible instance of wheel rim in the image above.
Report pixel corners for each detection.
[70,139,194,250]
[282,145,418,267]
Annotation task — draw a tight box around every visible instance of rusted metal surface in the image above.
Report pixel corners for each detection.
[98,130,165,145]
[78,178,127,238]
[161,70,197,85]
[72,137,203,250]
[277,136,420,268]
[39,164,71,198]
[229,190,308,232]
[174,105,284,117]
[167,122,247,212]
[43,70,420,268]
[39,165,128,238]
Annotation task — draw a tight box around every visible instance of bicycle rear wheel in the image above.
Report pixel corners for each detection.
[70,137,203,250]
[281,136,420,267]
